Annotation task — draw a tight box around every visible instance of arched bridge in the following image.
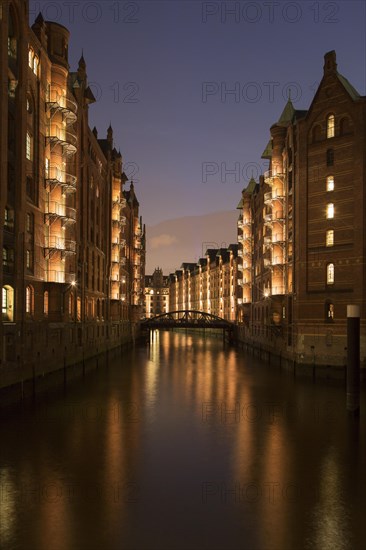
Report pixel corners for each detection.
[141,310,234,330]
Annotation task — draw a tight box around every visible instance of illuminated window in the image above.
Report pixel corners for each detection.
[45,158,49,178]
[326,230,334,247]
[26,250,34,271]
[26,132,32,160]
[25,285,34,314]
[28,47,34,69]
[326,301,334,321]
[2,285,14,321]
[2,287,7,316]
[44,291,49,316]
[327,114,335,138]
[326,203,334,219]
[26,212,34,233]
[326,175,334,192]
[327,263,335,285]
[69,293,74,317]
[33,55,39,76]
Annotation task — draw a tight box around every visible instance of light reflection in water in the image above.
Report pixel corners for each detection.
[0,331,364,550]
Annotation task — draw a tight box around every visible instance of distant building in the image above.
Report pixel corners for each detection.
[169,245,239,320]
[237,50,366,367]
[144,268,169,318]
[0,1,146,390]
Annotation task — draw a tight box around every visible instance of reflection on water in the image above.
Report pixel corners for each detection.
[1,331,365,550]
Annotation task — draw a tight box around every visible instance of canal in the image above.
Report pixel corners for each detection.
[1,331,365,550]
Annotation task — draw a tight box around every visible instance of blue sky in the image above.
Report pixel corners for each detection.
[30,0,366,232]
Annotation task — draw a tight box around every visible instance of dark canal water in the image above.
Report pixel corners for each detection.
[1,331,366,550]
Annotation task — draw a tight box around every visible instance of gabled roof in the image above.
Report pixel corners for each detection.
[337,73,361,100]
[217,248,230,263]
[277,99,295,127]
[181,262,197,271]
[261,139,272,159]
[204,249,218,263]
[228,243,239,254]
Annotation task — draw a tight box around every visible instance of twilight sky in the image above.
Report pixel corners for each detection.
[30,1,365,271]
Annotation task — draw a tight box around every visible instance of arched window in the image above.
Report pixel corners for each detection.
[326,149,334,166]
[326,114,335,138]
[77,297,81,321]
[25,285,34,315]
[326,203,334,219]
[68,292,74,317]
[8,8,17,61]
[44,291,49,316]
[2,286,14,321]
[325,301,334,321]
[26,132,33,161]
[326,229,334,247]
[326,175,334,192]
[3,247,14,272]
[340,116,352,135]
[326,263,335,285]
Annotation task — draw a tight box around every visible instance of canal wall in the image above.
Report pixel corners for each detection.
[235,325,366,381]
[0,321,139,408]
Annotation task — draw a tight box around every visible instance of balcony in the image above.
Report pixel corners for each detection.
[45,164,77,194]
[264,192,272,204]
[237,217,243,229]
[111,271,119,282]
[272,190,284,202]
[264,170,284,185]
[272,233,285,244]
[264,213,272,225]
[46,124,77,155]
[46,88,78,125]
[45,202,77,226]
[44,236,76,258]
[47,270,76,283]
[272,211,285,222]
[272,285,285,295]
[237,249,243,257]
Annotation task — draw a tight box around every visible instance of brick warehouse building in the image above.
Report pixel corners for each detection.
[237,51,366,369]
[0,1,145,392]
[144,268,170,318]
[169,245,239,321]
